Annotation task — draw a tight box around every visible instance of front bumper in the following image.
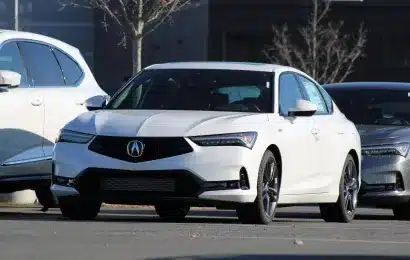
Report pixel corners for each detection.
[51,139,262,205]
[359,154,410,207]
[359,190,410,206]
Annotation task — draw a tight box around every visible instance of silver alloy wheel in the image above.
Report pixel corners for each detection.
[262,159,279,217]
[343,160,358,215]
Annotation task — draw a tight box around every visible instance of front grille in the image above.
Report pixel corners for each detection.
[88,136,193,163]
[75,168,203,197]
[101,177,176,192]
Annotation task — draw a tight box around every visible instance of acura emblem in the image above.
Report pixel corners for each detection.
[126,140,145,158]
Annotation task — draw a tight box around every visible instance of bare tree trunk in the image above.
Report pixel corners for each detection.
[311,0,318,79]
[132,36,143,74]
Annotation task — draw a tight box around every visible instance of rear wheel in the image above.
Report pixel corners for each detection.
[319,154,358,223]
[155,204,190,220]
[392,203,410,220]
[236,150,280,225]
[59,197,101,220]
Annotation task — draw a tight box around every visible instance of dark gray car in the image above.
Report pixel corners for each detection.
[324,82,410,220]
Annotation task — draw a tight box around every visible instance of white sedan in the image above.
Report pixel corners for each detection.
[51,62,361,224]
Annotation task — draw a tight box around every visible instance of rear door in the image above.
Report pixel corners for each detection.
[18,42,89,158]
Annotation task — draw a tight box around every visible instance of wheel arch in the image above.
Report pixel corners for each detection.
[348,149,360,175]
[266,144,282,185]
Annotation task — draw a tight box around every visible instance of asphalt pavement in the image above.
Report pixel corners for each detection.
[0,206,408,260]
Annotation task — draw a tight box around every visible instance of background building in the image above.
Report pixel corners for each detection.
[142,0,410,88]
[1,0,410,95]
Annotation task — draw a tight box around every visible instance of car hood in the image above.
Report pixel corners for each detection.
[64,109,269,137]
[357,124,410,146]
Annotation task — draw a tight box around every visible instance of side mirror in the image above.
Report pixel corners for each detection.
[288,99,317,117]
[85,95,109,111]
[0,70,21,88]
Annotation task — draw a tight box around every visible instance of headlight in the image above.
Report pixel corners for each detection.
[189,132,258,149]
[362,143,410,157]
[56,129,95,144]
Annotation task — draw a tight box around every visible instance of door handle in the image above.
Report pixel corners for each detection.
[31,98,42,106]
[75,101,84,106]
[311,128,320,135]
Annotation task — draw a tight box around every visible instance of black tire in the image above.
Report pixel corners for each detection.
[319,154,359,223]
[392,203,410,220]
[59,197,101,220]
[236,150,280,225]
[35,187,58,209]
[155,204,190,220]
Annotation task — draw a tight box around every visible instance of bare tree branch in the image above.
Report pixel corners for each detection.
[263,0,367,84]
[57,0,191,73]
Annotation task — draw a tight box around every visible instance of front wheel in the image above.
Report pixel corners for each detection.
[319,154,359,223]
[59,198,101,220]
[236,150,280,225]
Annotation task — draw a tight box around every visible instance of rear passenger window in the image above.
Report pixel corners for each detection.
[18,42,65,86]
[53,48,83,85]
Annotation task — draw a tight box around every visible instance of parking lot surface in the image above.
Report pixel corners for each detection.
[0,206,408,260]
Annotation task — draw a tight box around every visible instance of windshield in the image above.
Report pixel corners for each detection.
[326,88,410,126]
[105,69,273,113]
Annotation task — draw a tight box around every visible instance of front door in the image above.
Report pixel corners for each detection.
[0,42,45,174]
[295,74,340,193]
[275,72,316,195]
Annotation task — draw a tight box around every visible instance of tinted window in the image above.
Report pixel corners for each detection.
[317,85,333,113]
[53,48,83,85]
[279,73,304,115]
[296,75,328,114]
[217,86,262,103]
[106,69,273,113]
[326,88,410,126]
[0,42,29,86]
[18,42,65,86]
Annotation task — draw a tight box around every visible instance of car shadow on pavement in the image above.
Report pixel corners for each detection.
[276,212,396,221]
[97,208,397,221]
[0,207,399,223]
[145,255,408,260]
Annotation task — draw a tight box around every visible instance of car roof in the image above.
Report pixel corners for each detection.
[0,29,79,53]
[323,81,410,91]
[145,61,305,74]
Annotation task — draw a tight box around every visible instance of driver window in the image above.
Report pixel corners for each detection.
[279,73,304,116]
[296,75,328,115]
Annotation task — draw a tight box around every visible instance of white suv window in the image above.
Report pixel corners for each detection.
[18,41,65,87]
[52,48,84,86]
[0,42,29,87]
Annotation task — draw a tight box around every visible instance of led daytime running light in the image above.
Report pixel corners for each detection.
[362,143,410,157]
[189,132,258,149]
[56,129,95,144]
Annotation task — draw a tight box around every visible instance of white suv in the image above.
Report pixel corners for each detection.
[0,30,107,208]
